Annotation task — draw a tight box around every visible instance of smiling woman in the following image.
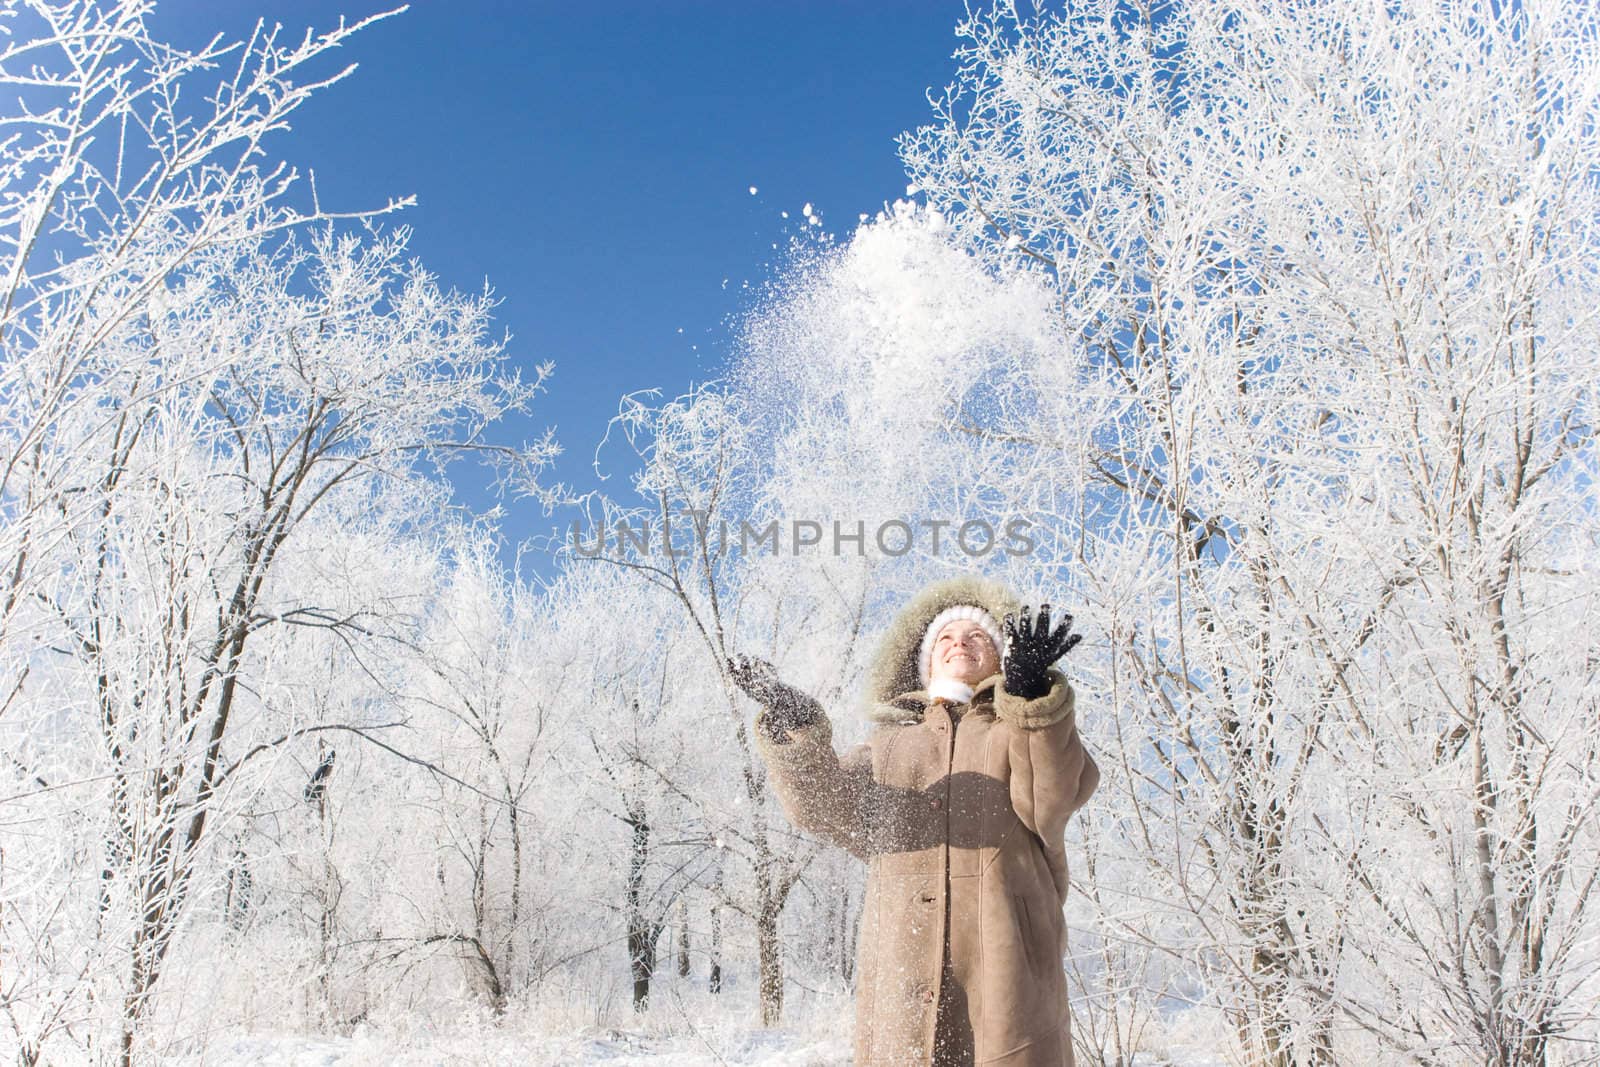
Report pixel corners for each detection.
[923,609,1003,704]
[730,573,1098,1067]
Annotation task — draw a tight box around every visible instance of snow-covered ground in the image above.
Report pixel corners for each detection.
[168,1027,852,1067]
[138,961,1236,1066]
[167,1028,1232,1067]
[145,976,1237,1066]
[161,1016,1229,1067]
[156,983,858,1066]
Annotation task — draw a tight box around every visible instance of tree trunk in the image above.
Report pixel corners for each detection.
[317,816,339,1019]
[754,835,784,1027]
[467,936,507,1016]
[508,788,522,993]
[626,804,656,1011]
[710,863,723,994]
[676,895,690,978]
[757,898,782,1027]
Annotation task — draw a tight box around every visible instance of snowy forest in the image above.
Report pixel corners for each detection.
[2,0,1598,1064]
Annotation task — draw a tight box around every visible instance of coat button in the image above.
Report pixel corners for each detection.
[923,988,936,1003]
[931,797,943,811]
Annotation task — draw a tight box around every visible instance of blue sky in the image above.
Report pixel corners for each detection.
[148,1,971,562]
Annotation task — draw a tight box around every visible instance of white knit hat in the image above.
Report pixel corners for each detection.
[918,604,1004,686]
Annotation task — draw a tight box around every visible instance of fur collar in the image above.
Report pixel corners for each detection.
[927,677,975,704]
[864,672,1007,724]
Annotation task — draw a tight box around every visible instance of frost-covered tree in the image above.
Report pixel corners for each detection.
[573,384,906,1027]
[536,562,711,1013]
[889,0,1600,1062]
[0,220,551,1061]
[0,3,562,1059]
[381,535,572,1016]
[0,0,413,654]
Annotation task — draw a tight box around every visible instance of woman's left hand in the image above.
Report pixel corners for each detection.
[1001,603,1082,700]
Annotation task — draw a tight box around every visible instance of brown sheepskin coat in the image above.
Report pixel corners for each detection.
[755,575,1099,1067]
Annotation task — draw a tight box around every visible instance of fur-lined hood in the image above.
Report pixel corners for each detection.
[863,573,1022,723]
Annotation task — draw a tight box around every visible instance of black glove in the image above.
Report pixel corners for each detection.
[727,654,824,742]
[1002,603,1082,700]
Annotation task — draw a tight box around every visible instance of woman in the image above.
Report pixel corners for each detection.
[729,573,1098,1066]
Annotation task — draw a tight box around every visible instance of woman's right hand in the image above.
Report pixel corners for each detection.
[727,653,824,738]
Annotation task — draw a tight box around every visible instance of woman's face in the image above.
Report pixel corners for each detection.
[929,619,1000,686]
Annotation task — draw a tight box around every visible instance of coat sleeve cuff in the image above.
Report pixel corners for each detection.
[755,709,833,756]
[993,668,1075,730]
